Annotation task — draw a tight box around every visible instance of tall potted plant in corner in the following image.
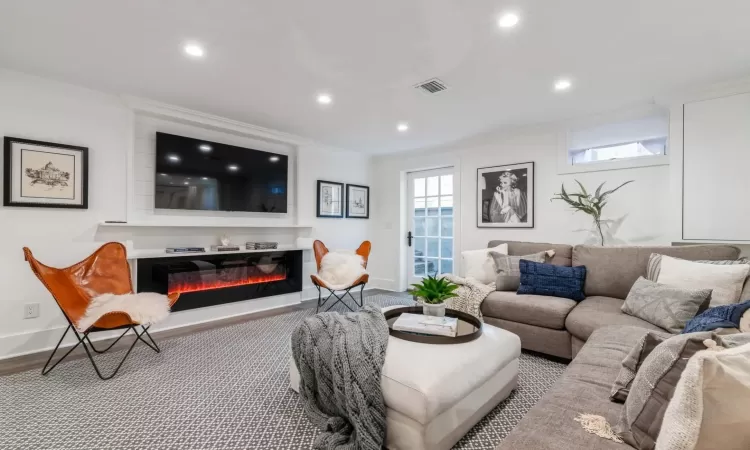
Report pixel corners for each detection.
[551,180,633,246]
[408,274,459,317]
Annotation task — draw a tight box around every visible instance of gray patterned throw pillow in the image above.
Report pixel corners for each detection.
[610,331,670,403]
[621,277,712,333]
[489,251,548,291]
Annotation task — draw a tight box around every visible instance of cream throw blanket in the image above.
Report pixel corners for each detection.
[77,292,171,332]
[441,274,496,320]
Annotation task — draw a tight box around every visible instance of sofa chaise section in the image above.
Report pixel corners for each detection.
[495,325,659,450]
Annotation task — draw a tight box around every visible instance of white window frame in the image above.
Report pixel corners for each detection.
[557,106,670,174]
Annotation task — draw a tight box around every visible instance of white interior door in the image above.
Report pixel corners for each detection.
[407,168,455,285]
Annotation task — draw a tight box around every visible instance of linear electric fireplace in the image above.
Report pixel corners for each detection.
[136,250,303,312]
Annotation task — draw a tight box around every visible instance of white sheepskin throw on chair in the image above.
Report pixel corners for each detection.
[76,292,171,332]
[318,252,367,290]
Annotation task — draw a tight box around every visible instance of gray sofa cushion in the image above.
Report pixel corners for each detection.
[490,251,548,291]
[621,277,712,333]
[617,332,714,449]
[495,325,648,450]
[482,291,577,330]
[565,296,667,341]
[610,331,670,403]
[572,245,740,300]
[488,240,573,266]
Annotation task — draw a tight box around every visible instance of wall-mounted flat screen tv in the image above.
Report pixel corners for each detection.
[155,132,288,213]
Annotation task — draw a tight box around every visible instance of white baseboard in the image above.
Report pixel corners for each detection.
[1,280,402,361]
[0,292,302,361]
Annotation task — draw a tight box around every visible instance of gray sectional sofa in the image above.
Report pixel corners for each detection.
[482,240,741,359]
[482,241,742,450]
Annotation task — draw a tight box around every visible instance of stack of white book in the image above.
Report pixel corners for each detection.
[392,313,458,337]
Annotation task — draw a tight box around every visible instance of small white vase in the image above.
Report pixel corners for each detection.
[420,301,447,317]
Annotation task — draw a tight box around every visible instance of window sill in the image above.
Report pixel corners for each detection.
[557,155,669,175]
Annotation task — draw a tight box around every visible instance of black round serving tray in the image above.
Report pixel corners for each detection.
[384,306,483,344]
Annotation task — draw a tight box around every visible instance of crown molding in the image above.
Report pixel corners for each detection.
[654,76,750,106]
[120,95,349,153]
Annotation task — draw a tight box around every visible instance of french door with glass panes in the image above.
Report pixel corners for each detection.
[407,168,455,285]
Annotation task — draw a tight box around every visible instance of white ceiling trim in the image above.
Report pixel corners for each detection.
[121,94,350,152]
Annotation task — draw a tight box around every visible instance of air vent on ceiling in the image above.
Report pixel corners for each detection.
[414,78,448,94]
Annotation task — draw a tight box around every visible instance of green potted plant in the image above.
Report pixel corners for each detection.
[551,180,633,246]
[408,274,459,317]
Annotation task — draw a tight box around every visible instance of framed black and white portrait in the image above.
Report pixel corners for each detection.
[477,162,534,228]
[3,137,89,209]
[346,184,369,219]
[317,180,344,218]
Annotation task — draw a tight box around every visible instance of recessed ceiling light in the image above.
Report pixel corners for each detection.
[554,79,572,91]
[498,13,520,29]
[201,177,208,180]
[184,181,190,185]
[184,43,204,58]
[199,144,212,152]
[167,154,181,162]
[227,164,239,171]
[316,93,333,105]
[159,173,167,176]
[397,122,409,132]
[269,156,280,162]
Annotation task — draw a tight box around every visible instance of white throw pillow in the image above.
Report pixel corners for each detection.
[656,343,750,450]
[656,255,750,306]
[461,244,508,284]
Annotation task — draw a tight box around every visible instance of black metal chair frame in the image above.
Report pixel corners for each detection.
[315,282,366,313]
[42,319,161,380]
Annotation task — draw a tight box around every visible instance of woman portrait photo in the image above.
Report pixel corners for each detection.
[477,162,534,228]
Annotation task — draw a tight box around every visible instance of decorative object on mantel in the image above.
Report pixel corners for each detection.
[166,247,206,253]
[212,235,239,251]
[246,242,278,250]
[477,162,534,228]
[3,137,89,209]
[22,242,180,380]
[346,184,370,219]
[551,179,633,246]
[408,274,459,317]
[317,180,344,218]
[210,245,241,252]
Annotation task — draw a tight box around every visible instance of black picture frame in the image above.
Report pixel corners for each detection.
[345,184,370,219]
[3,137,89,209]
[476,161,534,228]
[316,180,344,218]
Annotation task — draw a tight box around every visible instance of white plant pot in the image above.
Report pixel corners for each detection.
[420,301,447,317]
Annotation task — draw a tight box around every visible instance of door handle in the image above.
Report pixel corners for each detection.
[407,231,413,247]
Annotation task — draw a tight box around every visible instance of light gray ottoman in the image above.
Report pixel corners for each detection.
[290,321,521,450]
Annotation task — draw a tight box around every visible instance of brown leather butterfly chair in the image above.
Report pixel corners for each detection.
[23,242,179,380]
[310,240,371,313]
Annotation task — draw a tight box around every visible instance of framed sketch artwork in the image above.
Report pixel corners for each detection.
[3,137,89,209]
[316,180,344,218]
[477,161,534,228]
[346,184,369,219]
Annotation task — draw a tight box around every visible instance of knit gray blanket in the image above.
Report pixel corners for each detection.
[292,305,389,450]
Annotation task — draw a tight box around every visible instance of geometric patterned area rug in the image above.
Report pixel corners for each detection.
[0,293,567,450]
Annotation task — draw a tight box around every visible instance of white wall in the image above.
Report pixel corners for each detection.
[0,70,372,359]
[369,123,671,290]
[0,70,133,358]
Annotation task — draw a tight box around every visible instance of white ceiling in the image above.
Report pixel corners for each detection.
[1,0,750,153]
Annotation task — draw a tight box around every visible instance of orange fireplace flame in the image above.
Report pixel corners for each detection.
[168,273,287,295]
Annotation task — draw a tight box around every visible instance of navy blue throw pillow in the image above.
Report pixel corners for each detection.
[517,260,587,301]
